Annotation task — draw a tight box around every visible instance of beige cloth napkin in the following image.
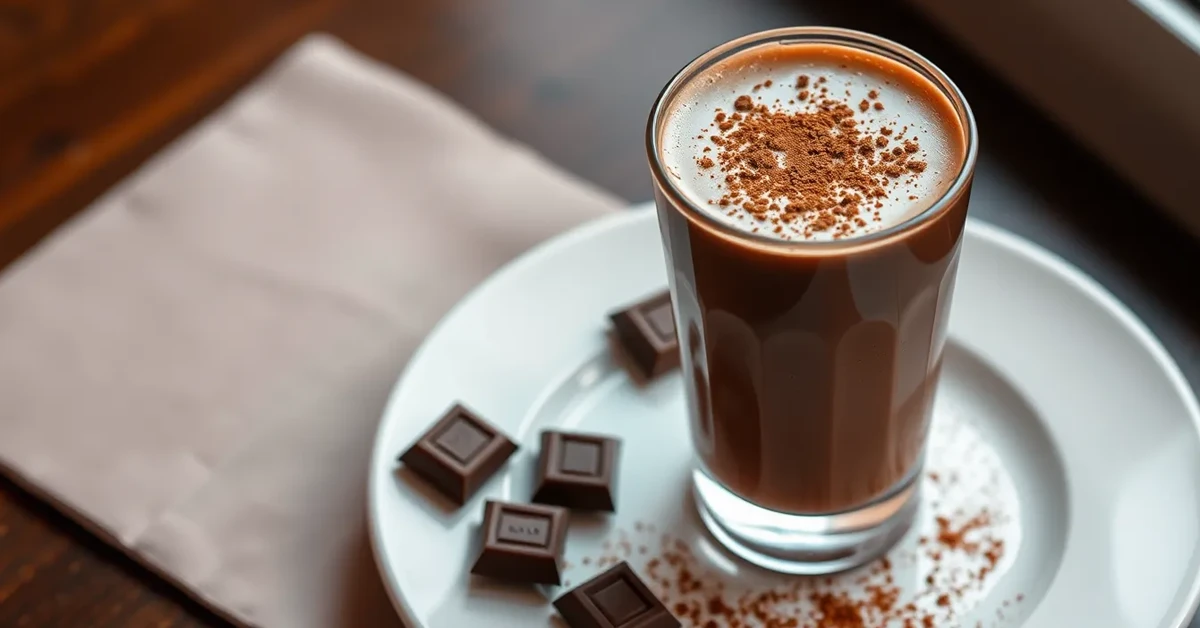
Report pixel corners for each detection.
[0,34,620,627]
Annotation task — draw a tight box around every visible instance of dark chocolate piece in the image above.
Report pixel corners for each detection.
[398,403,517,505]
[532,430,620,512]
[610,291,680,379]
[470,500,568,585]
[553,561,679,628]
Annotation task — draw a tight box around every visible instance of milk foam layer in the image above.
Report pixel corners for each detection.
[659,44,965,241]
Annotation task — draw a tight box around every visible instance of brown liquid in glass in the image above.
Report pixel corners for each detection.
[656,44,970,514]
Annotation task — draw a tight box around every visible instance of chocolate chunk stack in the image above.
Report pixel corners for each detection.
[395,290,681,627]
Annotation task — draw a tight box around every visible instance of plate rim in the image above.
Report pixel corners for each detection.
[366,204,1200,628]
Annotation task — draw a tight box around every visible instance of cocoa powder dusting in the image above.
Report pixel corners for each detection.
[573,506,1019,626]
[571,435,1023,627]
[704,85,929,239]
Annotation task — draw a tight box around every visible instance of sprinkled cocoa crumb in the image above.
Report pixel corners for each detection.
[572,508,1017,627]
[764,79,773,87]
[693,71,942,240]
[868,89,879,99]
[874,102,885,111]
[904,140,920,153]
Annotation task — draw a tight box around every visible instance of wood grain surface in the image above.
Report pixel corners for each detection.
[2,0,1199,626]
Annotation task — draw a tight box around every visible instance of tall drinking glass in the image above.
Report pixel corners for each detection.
[646,27,977,574]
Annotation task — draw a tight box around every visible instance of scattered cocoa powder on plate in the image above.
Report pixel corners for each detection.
[571,471,1023,628]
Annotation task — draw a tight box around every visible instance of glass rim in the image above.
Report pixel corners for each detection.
[646,27,979,255]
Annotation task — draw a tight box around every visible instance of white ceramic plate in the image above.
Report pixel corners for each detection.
[368,205,1200,627]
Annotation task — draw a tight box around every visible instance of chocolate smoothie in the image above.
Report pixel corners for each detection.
[651,41,972,515]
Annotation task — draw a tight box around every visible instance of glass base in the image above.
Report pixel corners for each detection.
[692,467,920,575]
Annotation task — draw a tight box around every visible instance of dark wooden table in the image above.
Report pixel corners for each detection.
[2,0,1198,626]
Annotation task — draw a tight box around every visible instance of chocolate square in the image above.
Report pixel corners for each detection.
[435,419,490,463]
[561,440,601,476]
[610,291,680,379]
[553,561,679,627]
[471,500,569,585]
[398,403,518,505]
[532,430,621,512]
[593,578,649,624]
